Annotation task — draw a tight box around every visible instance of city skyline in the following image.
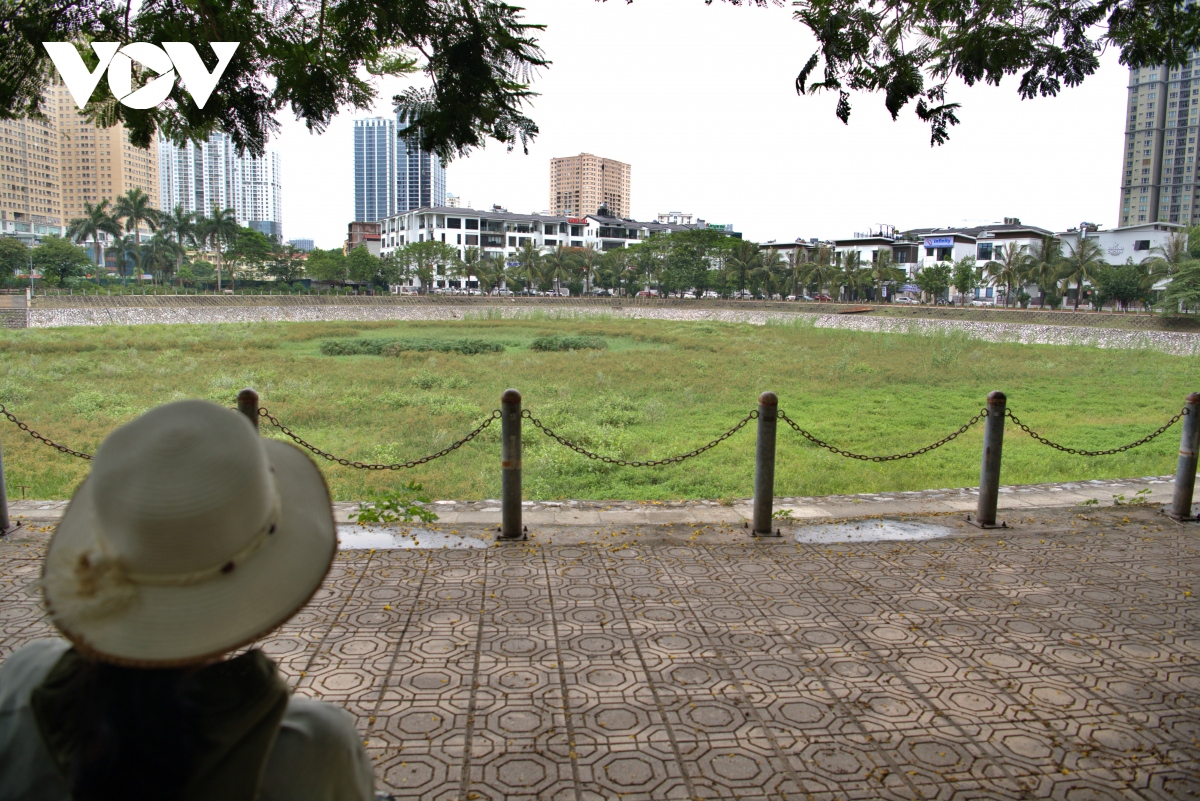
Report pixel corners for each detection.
[272,0,1130,250]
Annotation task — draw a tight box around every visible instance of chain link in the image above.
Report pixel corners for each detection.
[0,404,93,460]
[258,407,500,469]
[778,408,988,462]
[522,408,757,467]
[1005,407,1187,456]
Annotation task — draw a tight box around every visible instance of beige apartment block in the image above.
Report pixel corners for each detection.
[549,153,631,218]
[49,81,159,223]
[0,112,62,227]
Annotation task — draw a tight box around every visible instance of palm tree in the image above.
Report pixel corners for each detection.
[515,239,542,293]
[1147,231,1191,278]
[726,239,761,298]
[459,246,482,292]
[837,250,866,301]
[112,188,161,283]
[140,232,180,285]
[984,243,1030,307]
[1059,236,1107,310]
[755,247,785,300]
[783,246,808,299]
[803,246,836,301]
[65,200,119,285]
[198,207,238,291]
[472,253,504,294]
[106,234,137,280]
[576,245,602,294]
[541,244,577,295]
[160,205,196,284]
[1026,235,1062,308]
[599,247,634,296]
[868,251,902,303]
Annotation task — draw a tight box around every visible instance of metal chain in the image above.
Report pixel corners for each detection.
[258,407,501,469]
[1004,407,1187,456]
[522,408,757,467]
[778,408,988,462]
[0,404,93,460]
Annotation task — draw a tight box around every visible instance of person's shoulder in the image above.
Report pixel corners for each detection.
[0,640,71,712]
[280,696,361,744]
[259,696,374,801]
[0,640,73,801]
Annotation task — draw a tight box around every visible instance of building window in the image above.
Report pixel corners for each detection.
[1133,240,1151,250]
[465,218,479,230]
[447,217,461,228]
[466,234,479,246]
[976,243,993,260]
[508,236,516,247]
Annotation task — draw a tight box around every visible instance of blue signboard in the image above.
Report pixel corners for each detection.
[924,236,954,248]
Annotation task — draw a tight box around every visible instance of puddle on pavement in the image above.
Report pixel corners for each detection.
[337,525,488,550]
[794,519,957,544]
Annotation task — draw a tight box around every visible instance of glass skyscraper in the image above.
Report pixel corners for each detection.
[354,116,445,222]
[398,121,446,212]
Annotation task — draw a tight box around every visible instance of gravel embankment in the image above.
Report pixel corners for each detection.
[26,304,1200,355]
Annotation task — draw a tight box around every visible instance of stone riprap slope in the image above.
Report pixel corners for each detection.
[25,299,1200,355]
[811,314,1200,355]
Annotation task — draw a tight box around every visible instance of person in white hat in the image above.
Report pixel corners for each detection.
[0,400,374,801]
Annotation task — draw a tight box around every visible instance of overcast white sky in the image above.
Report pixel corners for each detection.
[275,0,1129,249]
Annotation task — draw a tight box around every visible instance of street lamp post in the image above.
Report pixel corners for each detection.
[27,238,36,297]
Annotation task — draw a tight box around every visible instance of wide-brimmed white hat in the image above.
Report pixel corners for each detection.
[42,400,336,667]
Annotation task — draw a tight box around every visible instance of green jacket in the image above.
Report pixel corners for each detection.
[0,640,374,801]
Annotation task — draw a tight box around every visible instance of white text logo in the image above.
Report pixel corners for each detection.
[43,42,239,110]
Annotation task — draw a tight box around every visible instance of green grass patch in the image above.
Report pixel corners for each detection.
[0,317,1194,502]
[530,335,608,352]
[320,338,505,356]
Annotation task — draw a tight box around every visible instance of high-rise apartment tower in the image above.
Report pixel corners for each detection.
[353,116,445,221]
[159,133,283,240]
[549,153,631,218]
[1119,57,1199,226]
[49,81,159,222]
[0,114,61,228]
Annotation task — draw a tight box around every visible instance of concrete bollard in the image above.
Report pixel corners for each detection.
[237,388,260,434]
[1168,392,1200,521]
[499,388,525,540]
[752,391,780,536]
[0,436,9,535]
[972,391,1007,528]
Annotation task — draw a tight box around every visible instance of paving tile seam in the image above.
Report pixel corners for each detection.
[809,546,1190,766]
[596,548,700,800]
[370,551,434,722]
[455,548,490,801]
[795,548,1124,790]
[538,547,585,801]
[697,547,938,799]
[647,545,813,798]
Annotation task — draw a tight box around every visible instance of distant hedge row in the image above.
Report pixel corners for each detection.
[319,338,505,356]
[529,335,608,352]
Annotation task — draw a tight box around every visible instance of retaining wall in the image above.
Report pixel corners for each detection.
[23,302,1200,356]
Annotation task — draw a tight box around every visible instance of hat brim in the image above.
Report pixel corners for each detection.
[43,440,336,667]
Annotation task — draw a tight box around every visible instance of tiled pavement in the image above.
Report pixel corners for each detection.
[2,504,1198,800]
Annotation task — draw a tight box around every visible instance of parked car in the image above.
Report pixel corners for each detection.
[813,294,833,302]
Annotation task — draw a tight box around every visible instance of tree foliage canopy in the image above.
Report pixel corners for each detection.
[2,0,546,158]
